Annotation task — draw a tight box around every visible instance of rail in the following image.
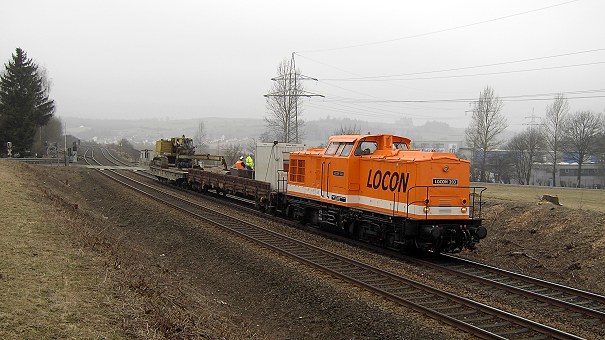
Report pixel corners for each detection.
[0,157,63,164]
[82,146,583,339]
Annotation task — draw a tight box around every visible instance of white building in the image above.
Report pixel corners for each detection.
[530,162,604,188]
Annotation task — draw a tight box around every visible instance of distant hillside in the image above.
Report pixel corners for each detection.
[64,116,467,148]
[65,117,266,146]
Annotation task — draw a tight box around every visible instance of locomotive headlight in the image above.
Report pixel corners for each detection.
[461,207,468,214]
[423,206,430,214]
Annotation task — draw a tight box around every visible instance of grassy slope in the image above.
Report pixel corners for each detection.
[477,183,605,212]
[0,162,127,339]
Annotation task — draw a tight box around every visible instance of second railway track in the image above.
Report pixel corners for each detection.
[82,146,593,339]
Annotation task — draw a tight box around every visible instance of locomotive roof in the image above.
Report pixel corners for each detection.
[329,134,411,144]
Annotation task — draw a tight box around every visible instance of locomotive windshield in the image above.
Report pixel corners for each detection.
[340,143,354,157]
[325,142,339,155]
[325,142,355,157]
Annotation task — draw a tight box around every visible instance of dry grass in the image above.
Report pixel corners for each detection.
[0,162,126,339]
[0,162,255,339]
[476,183,605,212]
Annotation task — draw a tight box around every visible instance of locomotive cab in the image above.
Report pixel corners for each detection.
[287,134,486,254]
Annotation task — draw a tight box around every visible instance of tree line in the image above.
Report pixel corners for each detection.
[4,48,602,187]
[465,86,605,187]
[261,60,604,188]
[0,48,62,157]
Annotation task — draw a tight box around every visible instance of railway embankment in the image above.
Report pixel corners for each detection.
[0,161,456,339]
[460,188,605,295]
[2,159,604,338]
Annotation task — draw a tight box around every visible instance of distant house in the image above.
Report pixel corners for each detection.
[530,162,604,188]
[410,139,464,154]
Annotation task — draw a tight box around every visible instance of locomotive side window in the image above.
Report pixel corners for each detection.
[393,142,409,150]
[325,142,340,155]
[354,141,378,156]
[289,159,305,183]
[340,142,354,157]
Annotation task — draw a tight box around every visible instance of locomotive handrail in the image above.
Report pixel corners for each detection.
[277,169,288,193]
[472,186,487,217]
[320,162,324,198]
[405,185,487,220]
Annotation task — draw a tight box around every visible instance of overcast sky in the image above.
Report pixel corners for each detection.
[1,0,604,129]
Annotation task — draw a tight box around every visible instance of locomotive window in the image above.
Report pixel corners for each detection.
[325,142,340,155]
[354,141,377,156]
[296,159,305,182]
[340,142,354,157]
[335,143,345,155]
[289,159,305,183]
[393,142,409,150]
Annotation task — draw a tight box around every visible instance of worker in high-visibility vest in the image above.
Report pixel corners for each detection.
[245,154,254,170]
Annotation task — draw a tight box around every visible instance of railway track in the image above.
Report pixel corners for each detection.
[82,146,586,339]
[431,254,605,320]
[99,147,131,166]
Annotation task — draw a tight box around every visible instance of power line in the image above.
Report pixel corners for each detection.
[320,61,605,82]
[320,88,605,104]
[524,108,542,127]
[329,94,605,104]
[296,48,605,109]
[264,53,324,143]
[317,84,462,112]
[307,102,467,121]
[297,0,579,53]
[315,47,605,80]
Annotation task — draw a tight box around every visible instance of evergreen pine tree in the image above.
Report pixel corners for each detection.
[0,48,55,155]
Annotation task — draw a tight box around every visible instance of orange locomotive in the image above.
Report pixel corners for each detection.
[285,134,486,253]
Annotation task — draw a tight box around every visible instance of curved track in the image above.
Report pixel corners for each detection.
[81,146,586,339]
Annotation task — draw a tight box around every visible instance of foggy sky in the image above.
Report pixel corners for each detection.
[1,0,604,130]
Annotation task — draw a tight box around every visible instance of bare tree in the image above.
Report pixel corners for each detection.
[334,124,361,135]
[118,138,141,161]
[33,116,63,156]
[598,130,605,187]
[193,121,208,153]
[264,58,305,143]
[465,86,507,182]
[562,110,604,187]
[222,143,243,167]
[507,127,544,185]
[245,136,259,156]
[542,94,569,186]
